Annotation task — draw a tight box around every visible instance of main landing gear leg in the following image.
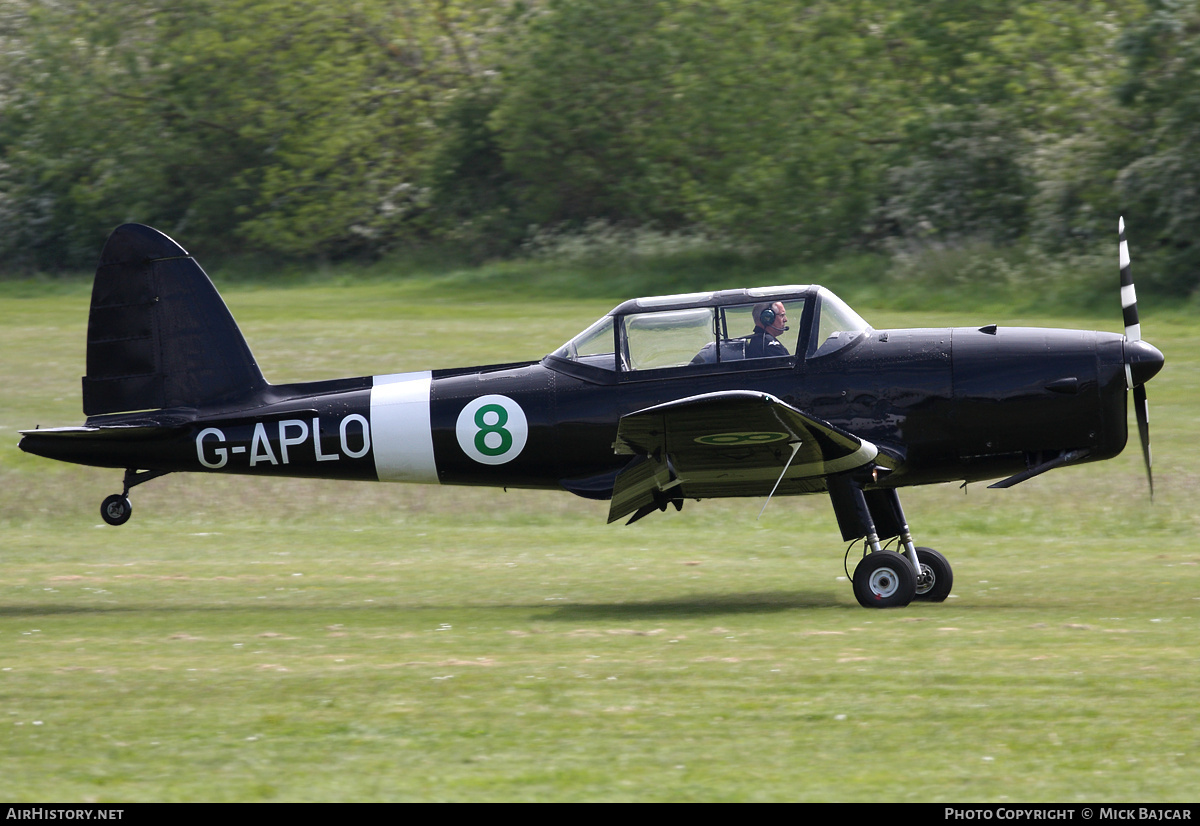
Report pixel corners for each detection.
[827,477,954,608]
[874,490,954,603]
[829,476,916,608]
[99,469,171,526]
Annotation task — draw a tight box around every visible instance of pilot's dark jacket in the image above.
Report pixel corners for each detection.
[690,327,791,364]
[745,326,789,359]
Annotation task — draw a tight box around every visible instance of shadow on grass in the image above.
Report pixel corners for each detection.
[544,590,845,620]
[0,590,848,619]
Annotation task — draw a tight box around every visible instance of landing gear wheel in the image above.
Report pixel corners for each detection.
[101,494,132,526]
[853,551,916,608]
[913,546,953,602]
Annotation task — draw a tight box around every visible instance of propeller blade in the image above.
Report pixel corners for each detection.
[1119,216,1141,344]
[1119,217,1160,499]
[1133,383,1153,500]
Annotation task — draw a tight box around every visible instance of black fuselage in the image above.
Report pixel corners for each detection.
[21,324,1131,502]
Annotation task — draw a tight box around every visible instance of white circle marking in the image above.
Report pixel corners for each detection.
[455,395,529,465]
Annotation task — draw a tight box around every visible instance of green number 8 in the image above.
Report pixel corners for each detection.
[474,404,513,457]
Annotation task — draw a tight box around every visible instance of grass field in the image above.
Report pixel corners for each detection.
[1,272,1197,802]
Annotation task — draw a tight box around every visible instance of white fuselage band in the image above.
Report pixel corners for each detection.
[370,372,439,483]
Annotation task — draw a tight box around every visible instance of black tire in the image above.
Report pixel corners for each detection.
[913,546,953,602]
[852,551,916,608]
[101,494,132,526]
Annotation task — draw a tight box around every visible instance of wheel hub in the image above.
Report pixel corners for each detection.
[915,563,935,595]
[868,566,900,598]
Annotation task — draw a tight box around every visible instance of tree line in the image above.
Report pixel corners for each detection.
[2,0,1198,294]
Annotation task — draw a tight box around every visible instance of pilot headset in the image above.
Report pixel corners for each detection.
[759,304,777,328]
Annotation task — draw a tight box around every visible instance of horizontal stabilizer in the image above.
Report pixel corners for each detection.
[18,422,191,468]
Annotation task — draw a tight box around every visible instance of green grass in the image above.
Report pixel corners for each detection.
[1,272,1198,801]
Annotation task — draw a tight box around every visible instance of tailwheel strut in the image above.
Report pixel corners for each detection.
[99,469,171,526]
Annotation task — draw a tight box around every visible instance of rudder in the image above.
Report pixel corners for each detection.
[82,224,266,416]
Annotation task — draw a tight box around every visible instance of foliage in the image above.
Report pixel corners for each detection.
[1109,0,1200,293]
[491,1,903,255]
[7,0,1200,297]
[0,0,495,263]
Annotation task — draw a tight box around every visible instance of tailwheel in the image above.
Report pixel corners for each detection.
[100,494,132,526]
[913,546,953,602]
[98,469,171,526]
[852,551,916,608]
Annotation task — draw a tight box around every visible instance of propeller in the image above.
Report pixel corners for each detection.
[1118,217,1165,498]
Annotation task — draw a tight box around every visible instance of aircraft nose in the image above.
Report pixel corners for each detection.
[1125,339,1164,387]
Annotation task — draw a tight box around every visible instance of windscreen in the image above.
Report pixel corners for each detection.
[810,288,871,358]
[551,315,617,371]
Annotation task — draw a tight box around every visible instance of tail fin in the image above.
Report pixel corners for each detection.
[82,224,266,417]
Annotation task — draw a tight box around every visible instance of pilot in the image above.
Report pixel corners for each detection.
[747,301,789,358]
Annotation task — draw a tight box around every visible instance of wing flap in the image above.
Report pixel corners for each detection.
[608,391,877,523]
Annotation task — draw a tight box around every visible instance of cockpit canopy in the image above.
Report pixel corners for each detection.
[547,285,870,378]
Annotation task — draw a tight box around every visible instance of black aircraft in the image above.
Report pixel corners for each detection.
[19,222,1164,608]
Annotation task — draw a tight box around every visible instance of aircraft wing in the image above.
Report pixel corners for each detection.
[609,390,878,523]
